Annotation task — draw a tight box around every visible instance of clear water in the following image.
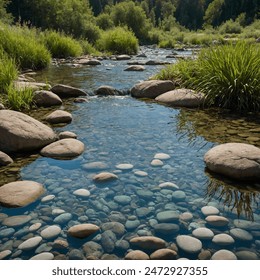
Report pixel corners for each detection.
[0,48,259,260]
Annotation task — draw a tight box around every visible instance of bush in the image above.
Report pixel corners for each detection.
[0,24,51,70]
[43,31,83,58]
[0,49,18,94]
[194,42,260,112]
[7,86,34,111]
[219,20,242,34]
[96,27,138,55]
[154,41,260,112]
[79,40,99,55]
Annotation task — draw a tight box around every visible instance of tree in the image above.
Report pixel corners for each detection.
[204,0,224,26]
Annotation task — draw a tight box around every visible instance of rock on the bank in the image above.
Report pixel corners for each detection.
[45,110,72,124]
[0,151,13,166]
[40,139,84,159]
[59,131,77,139]
[155,88,205,108]
[131,80,175,99]
[204,143,260,180]
[0,181,45,208]
[33,90,62,107]
[0,110,57,153]
[124,65,145,71]
[68,224,100,239]
[95,85,123,96]
[51,84,87,98]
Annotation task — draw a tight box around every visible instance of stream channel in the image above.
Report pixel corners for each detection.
[0,46,260,260]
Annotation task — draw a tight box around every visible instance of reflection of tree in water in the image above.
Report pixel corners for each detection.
[204,172,260,221]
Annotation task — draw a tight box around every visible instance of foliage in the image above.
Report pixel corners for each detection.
[0,48,18,94]
[0,0,12,23]
[96,26,138,55]
[43,31,83,58]
[7,85,34,111]
[219,19,242,34]
[96,13,114,30]
[155,41,260,112]
[194,42,260,112]
[80,40,100,55]
[0,23,51,70]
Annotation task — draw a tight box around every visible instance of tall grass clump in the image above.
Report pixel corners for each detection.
[43,31,83,58]
[0,49,18,94]
[79,40,100,55]
[194,42,260,112]
[0,24,51,70]
[7,86,34,111]
[96,27,138,55]
[153,58,198,87]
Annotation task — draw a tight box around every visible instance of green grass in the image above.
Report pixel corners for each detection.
[7,85,35,111]
[96,26,139,55]
[0,23,51,70]
[43,31,83,58]
[80,40,100,55]
[0,49,18,94]
[154,41,260,112]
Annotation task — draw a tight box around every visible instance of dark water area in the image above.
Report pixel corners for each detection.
[0,47,259,260]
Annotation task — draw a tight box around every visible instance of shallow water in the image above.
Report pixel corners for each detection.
[0,48,260,260]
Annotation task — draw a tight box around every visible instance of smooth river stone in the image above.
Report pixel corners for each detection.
[82,161,108,171]
[192,228,214,240]
[29,223,42,232]
[0,181,45,208]
[41,194,55,202]
[114,195,131,205]
[134,170,148,177]
[212,234,235,246]
[125,219,140,230]
[101,222,125,236]
[68,223,100,239]
[125,250,149,260]
[172,190,186,201]
[93,172,118,182]
[18,236,42,251]
[116,163,134,170]
[151,159,164,166]
[176,235,202,254]
[45,110,72,124]
[40,139,85,159]
[0,250,12,260]
[30,252,54,260]
[73,189,91,197]
[235,251,259,260]
[159,182,179,190]
[58,131,77,139]
[40,225,61,239]
[201,206,220,216]
[156,211,180,222]
[211,249,237,260]
[179,212,193,222]
[153,223,180,235]
[0,228,15,238]
[229,228,253,242]
[233,219,260,231]
[154,153,171,160]
[130,236,166,250]
[136,207,152,218]
[205,215,229,227]
[53,213,72,224]
[150,249,177,260]
[2,215,32,227]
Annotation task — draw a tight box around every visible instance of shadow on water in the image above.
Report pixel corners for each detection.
[204,171,260,221]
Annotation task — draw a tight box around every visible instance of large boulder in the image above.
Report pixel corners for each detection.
[33,90,62,107]
[204,143,260,180]
[0,180,45,208]
[130,80,175,99]
[95,86,122,96]
[155,88,205,108]
[40,139,85,159]
[78,59,101,65]
[51,84,87,98]
[124,65,145,71]
[0,110,57,153]
[0,151,13,166]
[45,110,72,124]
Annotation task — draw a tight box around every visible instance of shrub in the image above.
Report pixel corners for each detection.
[194,42,260,112]
[7,85,34,111]
[219,20,242,34]
[96,27,138,55]
[0,49,18,94]
[43,31,83,58]
[79,40,99,55]
[0,24,51,70]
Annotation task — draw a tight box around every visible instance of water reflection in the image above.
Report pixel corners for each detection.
[205,172,260,221]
